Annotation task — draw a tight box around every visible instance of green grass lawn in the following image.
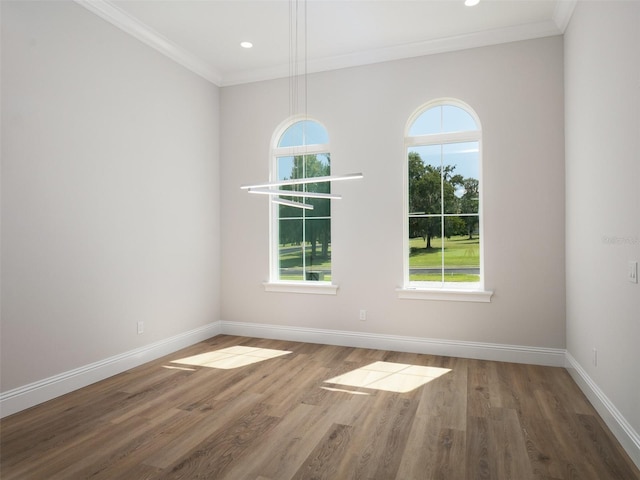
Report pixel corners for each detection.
[279,243,331,281]
[409,235,479,267]
[279,246,331,269]
[410,235,479,282]
[410,273,479,282]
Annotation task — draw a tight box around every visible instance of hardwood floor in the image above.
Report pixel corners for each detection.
[1,335,638,479]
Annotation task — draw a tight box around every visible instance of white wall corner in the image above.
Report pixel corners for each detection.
[0,322,222,419]
[553,0,578,33]
[565,352,640,470]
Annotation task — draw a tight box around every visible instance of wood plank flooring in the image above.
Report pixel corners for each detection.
[1,335,638,479]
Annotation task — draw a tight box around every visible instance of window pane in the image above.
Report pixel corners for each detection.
[277,155,303,217]
[442,142,479,179]
[409,107,441,136]
[305,153,330,178]
[306,197,330,218]
[278,120,329,147]
[279,219,303,281]
[442,105,477,133]
[408,217,443,282]
[277,156,296,181]
[304,153,331,218]
[274,152,330,181]
[442,220,480,283]
[408,145,442,215]
[305,218,331,280]
[458,178,479,215]
[409,105,478,136]
[306,153,330,211]
[442,142,478,215]
[277,155,305,181]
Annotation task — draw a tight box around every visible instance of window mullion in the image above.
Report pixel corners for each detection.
[302,155,306,277]
[302,213,306,277]
[405,131,480,147]
[440,144,445,284]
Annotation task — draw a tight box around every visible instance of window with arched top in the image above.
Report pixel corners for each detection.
[271,118,332,283]
[403,100,486,296]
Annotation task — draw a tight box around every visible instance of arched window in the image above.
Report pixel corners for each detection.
[404,100,484,292]
[271,118,331,283]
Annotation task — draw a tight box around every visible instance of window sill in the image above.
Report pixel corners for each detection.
[396,287,493,303]
[263,282,338,295]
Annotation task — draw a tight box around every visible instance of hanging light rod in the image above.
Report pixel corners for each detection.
[272,197,314,210]
[241,172,363,190]
[248,188,342,200]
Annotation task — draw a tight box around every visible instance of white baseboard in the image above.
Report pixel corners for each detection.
[0,322,221,419]
[219,320,566,367]
[565,352,640,470]
[5,319,636,472]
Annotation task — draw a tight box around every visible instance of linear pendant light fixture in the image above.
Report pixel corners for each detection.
[241,0,362,209]
[241,172,363,191]
[241,173,363,210]
[247,188,342,200]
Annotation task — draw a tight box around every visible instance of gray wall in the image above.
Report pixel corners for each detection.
[1,1,221,391]
[220,36,566,349]
[564,0,640,438]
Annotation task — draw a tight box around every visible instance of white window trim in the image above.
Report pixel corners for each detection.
[263,281,338,295]
[396,286,493,302]
[268,116,336,292]
[273,144,330,157]
[401,98,491,301]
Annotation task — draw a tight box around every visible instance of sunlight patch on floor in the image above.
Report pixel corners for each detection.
[170,346,292,370]
[324,361,451,393]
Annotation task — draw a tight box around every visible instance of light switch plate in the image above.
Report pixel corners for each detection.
[629,261,638,284]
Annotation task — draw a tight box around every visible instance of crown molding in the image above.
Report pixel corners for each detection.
[552,0,578,33]
[74,0,564,88]
[74,0,222,86]
[221,20,562,86]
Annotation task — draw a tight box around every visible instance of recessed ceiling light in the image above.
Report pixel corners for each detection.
[240,41,253,49]
[465,0,480,5]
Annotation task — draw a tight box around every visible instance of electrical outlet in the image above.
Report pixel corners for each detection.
[593,348,597,367]
[137,321,144,334]
[629,261,638,284]
[359,309,367,321]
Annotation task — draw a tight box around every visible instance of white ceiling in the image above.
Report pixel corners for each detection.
[77,0,576,86]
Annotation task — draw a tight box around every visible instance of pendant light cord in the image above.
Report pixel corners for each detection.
[288,0,308,139]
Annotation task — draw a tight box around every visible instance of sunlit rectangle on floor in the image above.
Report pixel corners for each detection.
[324,361,451,393]
[170,346,292,370]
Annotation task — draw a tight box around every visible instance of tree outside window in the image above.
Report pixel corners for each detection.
[272,119,331,282]
[406,102,482,288]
